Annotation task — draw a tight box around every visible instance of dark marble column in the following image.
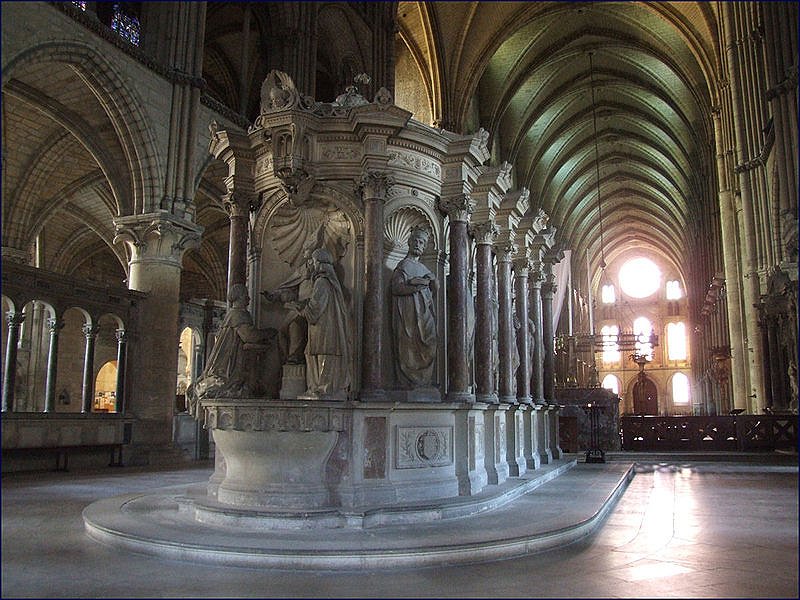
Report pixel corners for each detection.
[115,329,128,413]
[81,324,100,413]
[495,244,516,403]
[469,220,499,403]
[439,194,476,402]
[542,273,557,402]
[2,312,25,413]
[359,170,394,399]
[513,257,532,404]
[43,317,64,413]
[223,193,253,299]
[529,267,545,403]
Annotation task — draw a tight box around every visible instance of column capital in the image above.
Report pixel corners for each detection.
[82,323,100,339]
[469,220,499,245]
[115,329,128,343]
[46,318,64,334]
[223,192,259,218]
[494,242,517,263]
[512,255,532,276]
[6,312,25,327]
[358,170,395,200]
[114,213,203,267]
[438,194,475,223]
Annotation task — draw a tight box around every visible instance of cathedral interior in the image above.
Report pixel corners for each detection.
[1,2,798,596]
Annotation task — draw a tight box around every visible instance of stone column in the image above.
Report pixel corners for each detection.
[548,405,563,459]
[2,312,25,412]
[43,317,64,413]
[469,220,499,403]
[513,256,532,404]
[223,193,253,298]
[529,267,545,403]
[114,214,201,447]
[115,329,128,413]
[358,170,394,400]
[81,324,100,413]
[495,243,517,403]
[439,194,476,402]
[541,270,557,402]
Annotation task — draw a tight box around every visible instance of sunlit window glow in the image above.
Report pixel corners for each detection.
[667,322,687,360]
[619,257,661,298]
[602,374,620,395]
[601,324,620,363]
[601,284,616,304]
[672,372,690,404]
[633,316,654,360]
[666,280,682,300]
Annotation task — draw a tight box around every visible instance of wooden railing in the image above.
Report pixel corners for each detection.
[620,415,798,452]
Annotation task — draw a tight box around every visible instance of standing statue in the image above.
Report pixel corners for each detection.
[190,284,273,408]
[391,226,438,388]
[286,248,351,399]
[262,243,315,364]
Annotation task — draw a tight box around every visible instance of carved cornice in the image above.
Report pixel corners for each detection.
[438,194,475,223]
[358,170,395,200]
[387,149,442,178]
[469,220,500,245]
[200,400,347,433]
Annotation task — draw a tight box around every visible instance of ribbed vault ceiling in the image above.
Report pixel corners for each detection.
[398,1,720,282]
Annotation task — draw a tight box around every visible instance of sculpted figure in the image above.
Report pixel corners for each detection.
[190,284,273,406]
[263,244,315,364]
[391,227,438,388]
[286,248,351,398]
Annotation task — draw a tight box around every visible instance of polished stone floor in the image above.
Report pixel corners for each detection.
[2,458,797,598]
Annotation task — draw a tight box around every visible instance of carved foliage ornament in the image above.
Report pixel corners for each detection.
[469,221,500,245]
[358,170,395,200]
[388,150,441,177]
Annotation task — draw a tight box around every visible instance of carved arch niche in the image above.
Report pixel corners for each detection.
[253,184,362,354]
[382,199,445,391]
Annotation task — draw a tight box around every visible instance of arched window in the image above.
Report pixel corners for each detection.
[601,284,616,304]
[672,372,690,404]
[666,280,682,300]
[600,324,620,363]
[667,322,687,360]
[633,316,654,360]
[94,361,118,413]
[601,374,620,395]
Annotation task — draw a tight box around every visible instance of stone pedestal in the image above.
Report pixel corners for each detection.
[455,405,487,495]
[524,405,542,470]
[483,404,510,484]
[279,364,306,399]
[505,405,527,476]
[535,405,552,464]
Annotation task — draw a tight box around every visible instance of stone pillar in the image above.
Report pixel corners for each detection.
[114,214,202,447]
[358,170,394,399]
[81,323,100,413]
[43,317,64,413]
[529,267,545,403]
[513,256,532,404]
[454,405,487,495]
[439,194,476,402]
[115,329,128,413]
[541,270,557,402]
[2,312,24,412]
[469,220,499,403]
[223,193,253,298]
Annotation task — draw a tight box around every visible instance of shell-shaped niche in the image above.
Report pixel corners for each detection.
[383,206,435,254]
[269,199,352,269]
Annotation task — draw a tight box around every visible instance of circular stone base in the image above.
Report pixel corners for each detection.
[82,460,636,569]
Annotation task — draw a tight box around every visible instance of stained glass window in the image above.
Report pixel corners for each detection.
[111,4,141,46]
[672,372,690,404]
